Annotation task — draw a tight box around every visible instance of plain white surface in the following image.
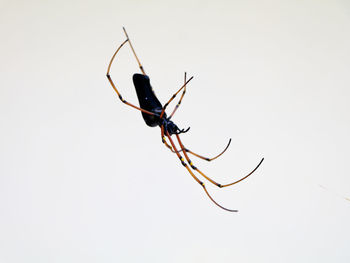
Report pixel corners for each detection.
[1,0,350,262]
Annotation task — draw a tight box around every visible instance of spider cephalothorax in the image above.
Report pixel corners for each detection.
[106,27,264,212]
[162,118,190,136]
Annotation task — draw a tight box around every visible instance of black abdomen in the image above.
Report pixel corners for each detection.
[132,74,163,127]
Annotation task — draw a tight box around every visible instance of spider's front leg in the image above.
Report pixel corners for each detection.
[165,131,237,212]
[161,125,175,152]
[175,134,264,188]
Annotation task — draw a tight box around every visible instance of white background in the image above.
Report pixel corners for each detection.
[1,0,350,262]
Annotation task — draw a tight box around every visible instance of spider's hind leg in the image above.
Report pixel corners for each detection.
[123,27,146,75]
[106,28,158,117]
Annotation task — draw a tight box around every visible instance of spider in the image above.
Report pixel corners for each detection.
[106,28,264,212]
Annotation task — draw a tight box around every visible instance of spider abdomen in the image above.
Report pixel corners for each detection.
[132,73,163,127]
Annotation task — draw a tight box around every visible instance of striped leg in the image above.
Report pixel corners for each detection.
[159,76,194,118]
[161,126,175,152]
[161,125,229,160]
[175,134,264,188]
[168,72,188,119]
[106,32,156,116]
[165,131,237,212]
[160,126,186,154]
[123,27,146,75]
[182,139,232,162]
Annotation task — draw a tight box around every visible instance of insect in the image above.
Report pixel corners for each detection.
[106,27,264,212]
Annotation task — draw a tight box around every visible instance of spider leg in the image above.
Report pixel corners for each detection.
[165,131,237,212]
[175,134,264,188]
[161,125,175,152]
[168,72,188,120]
[161,126,185,153]
[182,138,232,162]
[106,33,157,116]
[160,76,194,118]
[122,27,146,75]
